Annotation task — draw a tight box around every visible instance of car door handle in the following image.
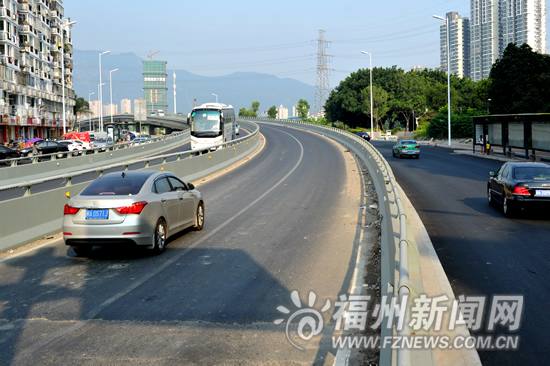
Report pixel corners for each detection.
[161,198,166,203]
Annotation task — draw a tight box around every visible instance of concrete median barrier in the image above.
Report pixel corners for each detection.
[0,121,260,252]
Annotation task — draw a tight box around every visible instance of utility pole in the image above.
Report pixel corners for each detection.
[314,30,333,117]
[173,71,177,114]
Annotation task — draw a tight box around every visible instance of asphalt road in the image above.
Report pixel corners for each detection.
[372,141,550,366]
[0,124,364,365]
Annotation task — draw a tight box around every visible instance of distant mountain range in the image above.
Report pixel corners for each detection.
[73,50,315,114]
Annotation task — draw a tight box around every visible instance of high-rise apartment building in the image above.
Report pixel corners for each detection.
[89,100,100,119]
[121,99,131,114]
[104,104,118,116]
[277,105,288,119]
[470,0,546,81]
[143,60,168,113]
[0,0,76,143]
[438,12,471,78]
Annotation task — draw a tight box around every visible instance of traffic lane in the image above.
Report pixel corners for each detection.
[372,141,550,365]
[0,125,361,364]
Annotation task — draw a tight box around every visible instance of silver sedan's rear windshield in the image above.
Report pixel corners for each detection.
[80,176,148,196]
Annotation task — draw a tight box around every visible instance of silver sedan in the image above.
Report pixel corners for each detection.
[62,170,205,256]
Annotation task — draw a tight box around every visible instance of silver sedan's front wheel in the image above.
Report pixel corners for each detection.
[194,202,205,231]
[152,219,167,254]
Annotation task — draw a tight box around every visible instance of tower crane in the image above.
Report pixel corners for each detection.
[148,50,161,60]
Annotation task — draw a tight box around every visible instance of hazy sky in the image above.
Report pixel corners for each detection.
[65,0,548,88]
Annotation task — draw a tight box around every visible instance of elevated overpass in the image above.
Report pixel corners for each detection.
[76,114,189,135]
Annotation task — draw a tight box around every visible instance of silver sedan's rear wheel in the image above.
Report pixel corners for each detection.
[194,202,205,230]
[152,219,167,254]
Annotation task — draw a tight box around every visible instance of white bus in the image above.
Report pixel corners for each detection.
[188,103,236,151]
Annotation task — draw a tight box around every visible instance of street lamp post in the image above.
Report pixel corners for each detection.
[88,92,95,131]
[99,50,110,131]
[97,83,105,132]
[433,14,452,146]
[109,69,119,126]
[212,93,218,103]
[61,20,76,134]
[360,51,374,139]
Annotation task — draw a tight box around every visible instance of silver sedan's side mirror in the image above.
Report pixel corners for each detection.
[187,183,195,190]
[489,171,496,177]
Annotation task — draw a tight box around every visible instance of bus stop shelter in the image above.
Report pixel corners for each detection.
[472,113,550,160]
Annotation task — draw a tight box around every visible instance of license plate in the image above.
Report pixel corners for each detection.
[535,190,550,197]
[86,209,109,219]
[408,151,415,154]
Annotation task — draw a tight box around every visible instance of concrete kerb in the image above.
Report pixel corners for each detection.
[0,122,261,253]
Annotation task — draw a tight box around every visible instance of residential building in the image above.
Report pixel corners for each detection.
[470,0,546,81]
[438,12,471,78]
[501,0,546,54]
[89,100,100,119]
[277,105,288,119]
[0,0,76,143]
[143,60,168,113]
[121,98,131,114]
[291,105,297,118]
[411,65,427,72]
[104,104,118,116]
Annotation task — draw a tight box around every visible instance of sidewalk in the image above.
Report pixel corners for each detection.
[418,140,550,163]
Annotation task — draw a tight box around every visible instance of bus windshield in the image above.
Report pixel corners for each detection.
[191,110,222,137]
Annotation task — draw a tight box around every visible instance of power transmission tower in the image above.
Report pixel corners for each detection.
[314,30,333,117]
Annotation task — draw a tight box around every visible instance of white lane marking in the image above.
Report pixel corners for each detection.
[13,126,305,365]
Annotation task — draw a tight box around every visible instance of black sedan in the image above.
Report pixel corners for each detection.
[19,141,69,159]
[356,131,370,141]
[488,162,550,217]
[0,145,20,164]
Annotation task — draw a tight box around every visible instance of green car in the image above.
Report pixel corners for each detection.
[392,139,420,159]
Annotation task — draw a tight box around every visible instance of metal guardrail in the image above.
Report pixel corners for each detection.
[0,121,261,252]
[0,130,189,167]
[0,131,191,190]
[1,126,256,196]
[242,117,430,366]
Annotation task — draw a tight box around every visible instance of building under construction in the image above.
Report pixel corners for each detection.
[143,53,168,113]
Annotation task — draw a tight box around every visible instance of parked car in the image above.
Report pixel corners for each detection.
[392,139,420,158]
[94,136,115,151]
[356,131,370,141]
[19,140,69,159]
[235,123,240,135]
[0,145,20,164]
[488,162,550,217]
[132,136,153,146]
[69,139,92,151]
[62,170,205,256]
[58,140,85,156]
